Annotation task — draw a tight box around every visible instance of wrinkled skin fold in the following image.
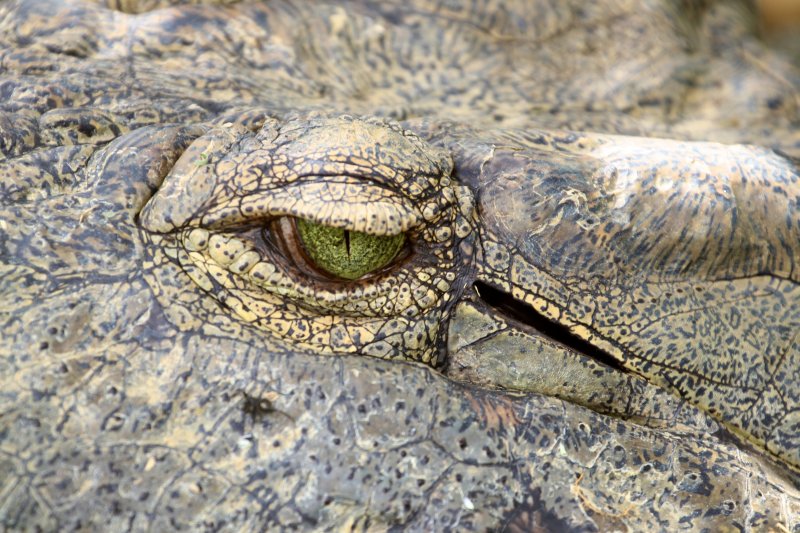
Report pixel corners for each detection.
[1,0,800,530]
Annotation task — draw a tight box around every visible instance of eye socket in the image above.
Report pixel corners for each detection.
[270,217,407,281]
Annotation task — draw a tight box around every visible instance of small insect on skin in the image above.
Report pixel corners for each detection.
[237,389,295,423]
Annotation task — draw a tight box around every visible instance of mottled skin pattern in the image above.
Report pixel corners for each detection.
[1,0,800,531]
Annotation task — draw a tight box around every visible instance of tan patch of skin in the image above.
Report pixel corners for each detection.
[1,0,800,531]
[759,0,800,31]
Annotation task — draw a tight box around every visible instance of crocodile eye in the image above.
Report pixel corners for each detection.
[272,217,406,280]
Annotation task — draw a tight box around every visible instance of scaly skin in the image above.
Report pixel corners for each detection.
[1,0,800,530]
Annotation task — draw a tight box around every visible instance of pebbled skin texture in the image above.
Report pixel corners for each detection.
[1,0,800,531]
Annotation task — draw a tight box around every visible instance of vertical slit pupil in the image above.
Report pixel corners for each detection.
[344,230,351,256]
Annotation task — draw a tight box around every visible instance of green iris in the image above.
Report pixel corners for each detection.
[296,218,405,280]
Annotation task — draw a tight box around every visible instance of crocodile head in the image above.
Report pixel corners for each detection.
[2,0,800,530]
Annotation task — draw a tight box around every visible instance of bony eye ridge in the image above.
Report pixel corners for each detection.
[280,217,406,280]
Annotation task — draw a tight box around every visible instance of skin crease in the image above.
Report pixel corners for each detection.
[1,0,799,531]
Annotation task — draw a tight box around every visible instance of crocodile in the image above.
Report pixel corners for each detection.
[1,0,800,530]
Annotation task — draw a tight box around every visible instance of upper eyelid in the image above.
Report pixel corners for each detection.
[237,173,419,203]
[199,180,424,235]
[140,128,448,235]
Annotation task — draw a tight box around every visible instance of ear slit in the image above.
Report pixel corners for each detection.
[473,281,629,374]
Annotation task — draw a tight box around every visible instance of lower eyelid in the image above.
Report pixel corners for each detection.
[229,250,262,274]
[182,216,412,288]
